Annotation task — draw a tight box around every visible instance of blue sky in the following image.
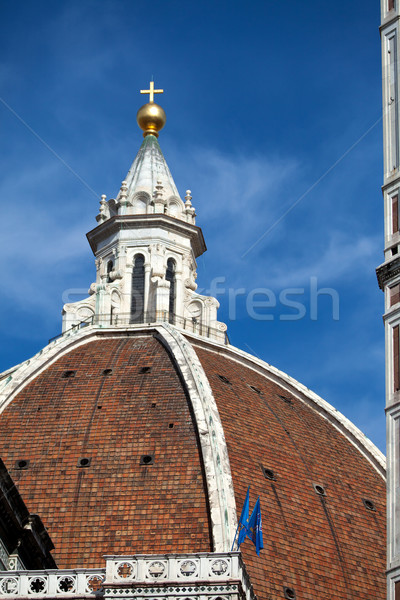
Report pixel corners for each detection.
[0,1,386,451]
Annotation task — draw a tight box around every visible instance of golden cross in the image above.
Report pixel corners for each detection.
[140,81,164,103]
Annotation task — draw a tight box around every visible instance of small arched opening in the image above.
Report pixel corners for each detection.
[131,254,145,323]
[107,260,114,283]
[166,258,176,323]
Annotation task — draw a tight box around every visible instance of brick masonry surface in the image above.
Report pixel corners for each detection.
[0,334,212,567]
[194,344,386,600]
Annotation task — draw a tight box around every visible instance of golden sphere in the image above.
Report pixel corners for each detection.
[136,102,166,137]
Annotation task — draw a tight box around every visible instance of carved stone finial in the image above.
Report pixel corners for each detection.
[154,180,165,200]
[185,190,192,207]
[118,181,129,214]
[120,180,128,199]
[153,180,167,213]
[184,190,196,223]
[96,194,109,223]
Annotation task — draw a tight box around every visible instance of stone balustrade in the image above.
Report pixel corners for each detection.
[0,553,255,600]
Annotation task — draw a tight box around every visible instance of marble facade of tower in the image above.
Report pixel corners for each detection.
[377,1,400,598]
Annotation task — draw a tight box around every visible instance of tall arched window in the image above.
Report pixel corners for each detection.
[107,260,114,283]
[166,258,176,323]
[131,254,145,323]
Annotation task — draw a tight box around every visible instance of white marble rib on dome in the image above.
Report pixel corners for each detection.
[118,134,180,202]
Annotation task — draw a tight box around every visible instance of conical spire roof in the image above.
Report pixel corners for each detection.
[117,134,180,204]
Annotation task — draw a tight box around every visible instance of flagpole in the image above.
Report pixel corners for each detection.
[231,486,250,552]
[230,523,240,552]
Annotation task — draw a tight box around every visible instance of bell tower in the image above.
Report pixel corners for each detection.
[377,1,400,598]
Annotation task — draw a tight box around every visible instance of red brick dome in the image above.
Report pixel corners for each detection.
[0,327,386,599]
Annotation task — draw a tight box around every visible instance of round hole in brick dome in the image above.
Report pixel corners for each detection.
[249,385,261,394]
[313,483,326,496]
[284,587,296,600]
[15,459,29,470]
[363,498,376,511]
[217,374,231,385]
[62,370,76,379]
[102,368,113,376]
[140,455,154,465]
[262,466,276,480]
[77,457,91,468]
[278,394,292,404]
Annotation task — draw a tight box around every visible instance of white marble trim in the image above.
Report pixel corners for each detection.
[154,323,237,552]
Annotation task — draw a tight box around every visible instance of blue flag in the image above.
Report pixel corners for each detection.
[237,487,250,548]
[247,496,263,556]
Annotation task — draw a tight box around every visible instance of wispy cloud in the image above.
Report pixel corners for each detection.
[258,231,380,290]
[0,160,94,317]
[166,143,380,294]
[169,144,302,253]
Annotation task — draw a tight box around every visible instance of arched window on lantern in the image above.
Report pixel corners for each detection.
[166,258,176,323]
[131,254,145,323]
[107,260,114,283]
